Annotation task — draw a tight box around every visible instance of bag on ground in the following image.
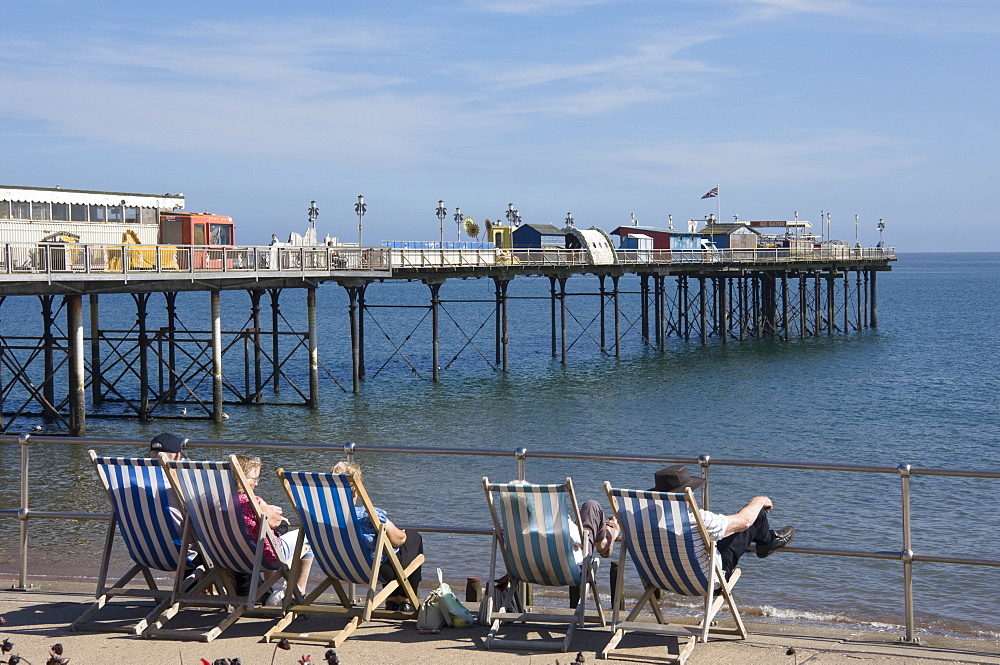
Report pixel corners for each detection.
[416,587,447,632]
[434,568,475,628]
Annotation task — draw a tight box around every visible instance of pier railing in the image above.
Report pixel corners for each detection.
[0,432,992,643]
[0,243,896,278]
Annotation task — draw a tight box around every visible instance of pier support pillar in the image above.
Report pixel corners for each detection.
[699,277,708,345]
[870,270,878,327]
[164,292,179,403]
[827,273,836,334]
[211,290,224,423]
[640,274,650,344]
[799,274,807,339]
[307,287,319,408]
[428,280,444,382]
[781,274,790,341]
[549,276,558,357]
[612,275,621,358]
[493,278,510,372]
[814,274,822,336]
[134,293,151,421]
[249,290,264,403]
[40,296,57,422]
[270,289,281,393]
[346,284,361,394]
[89,293,102,406]
[559,276,569,364]
[66,295,85,436]
[718,278,728,345]
[357,284,367,381]
[599,275,607,352]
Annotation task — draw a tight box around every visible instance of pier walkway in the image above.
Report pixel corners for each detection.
[1,581,997,665]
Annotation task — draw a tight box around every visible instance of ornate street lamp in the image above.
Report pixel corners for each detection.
[506,203,516,226]
[308,200,319,230]
[436,200,447,248]
[565,212,574,227]
[630,212,638,226]
[453,207,463,241]
[877,218,886,247]
[354,195,366,247]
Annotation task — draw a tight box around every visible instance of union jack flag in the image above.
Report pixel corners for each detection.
[701,186,719,199]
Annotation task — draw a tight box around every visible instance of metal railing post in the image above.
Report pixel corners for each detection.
[698,455,711,510]
[344,441,356,465]
[18,432,30,589]
[516,447,527,481]
[898,463,916,643]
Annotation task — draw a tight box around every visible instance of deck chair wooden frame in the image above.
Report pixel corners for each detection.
[263,469,424,648]
[481,477,606,653]
[143,455,294,642]
[70,451,197,634]
[601,483,747,664]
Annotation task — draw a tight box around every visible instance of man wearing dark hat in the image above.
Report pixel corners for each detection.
[148,432,186,461]
[649,465,795,579]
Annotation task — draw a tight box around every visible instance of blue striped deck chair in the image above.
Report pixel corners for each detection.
[70,451,196,634]
[481,477,605,652]
[264,469,424,648]
[602,483,747,664]
[144,455,292,642]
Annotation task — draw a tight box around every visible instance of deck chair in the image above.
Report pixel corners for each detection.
[144,456,293,642]
[601,483,747,664]
[263,469,424,648]
[70,452,197,634]
[481,477,606,652]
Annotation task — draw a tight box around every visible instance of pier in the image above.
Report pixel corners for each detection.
[0,243,895,434]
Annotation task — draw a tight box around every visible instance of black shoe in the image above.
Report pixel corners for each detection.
[756,526,795,559]
[397,601,415,613]
[385,600,399,611]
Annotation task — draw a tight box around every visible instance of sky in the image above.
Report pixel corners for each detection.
[2,0,997,251]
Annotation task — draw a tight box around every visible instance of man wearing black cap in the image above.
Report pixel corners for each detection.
[649,465,795,579]
[148,432,186,461]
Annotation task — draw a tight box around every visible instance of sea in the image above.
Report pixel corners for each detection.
[0,251,997,641]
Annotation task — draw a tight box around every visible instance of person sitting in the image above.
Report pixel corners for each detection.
[332,461,423,612]
[648,465,795,580]
[233,454,314,605]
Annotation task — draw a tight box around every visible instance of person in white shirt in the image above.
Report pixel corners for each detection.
[648,465,795,580]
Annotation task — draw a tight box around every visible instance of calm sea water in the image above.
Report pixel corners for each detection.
[1,252,998,639]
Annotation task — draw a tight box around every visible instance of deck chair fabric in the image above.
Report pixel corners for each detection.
[144,456,291,642]
[70,452,193,634]
[602,483,747,664]
[264,470,424,648]
[481,477,605,653]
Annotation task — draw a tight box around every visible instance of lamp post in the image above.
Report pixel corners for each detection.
[354,195,366,247]
[453,207,463,241]
[506,203,516,226]
[565,212,574,227]
[877,218,885,246]
[631,212,638,226]
[308,200,319,230]
[436,200,447,248]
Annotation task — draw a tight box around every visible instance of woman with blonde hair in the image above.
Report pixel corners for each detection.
[333,461,424,612]
[234,454,314,604]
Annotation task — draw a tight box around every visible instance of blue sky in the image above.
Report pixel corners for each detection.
[2,0,997,250]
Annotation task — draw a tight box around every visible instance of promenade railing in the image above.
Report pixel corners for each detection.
[0,243,896,278]
[2,432,976,644]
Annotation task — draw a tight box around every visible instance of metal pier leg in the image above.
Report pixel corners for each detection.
[164,292,178,403]
[681,276,690,340]
[560,276,568,364]
[358,284,367,380]
[66,295,85,436]
[799,274,807,339]
[843,271,850,333]
[640,274,650,344]
[738,277,746,341]
[429,281,442,382]
[613,275,621,358]
[270,289,281,393]
[870,270,878,327]
[863,271,870,328]
[40,296,57,422]
[781,274,789,341]
[494,279,503,365]
[827,274,835,334]
[550,275,558,357]
[699,277,707,345]
[135,293,151,421]
[856,269,863,331]
[814,274,822,336]
[250,290,263,403]
[347,286,360,394]
[599,275,607,352]
[89,293,102,406]
[211,290,223,423]
[501,279,510,372]
[307,287,319,408]
[718,278,728,345]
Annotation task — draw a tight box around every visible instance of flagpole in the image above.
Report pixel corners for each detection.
[716,184,721,223]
